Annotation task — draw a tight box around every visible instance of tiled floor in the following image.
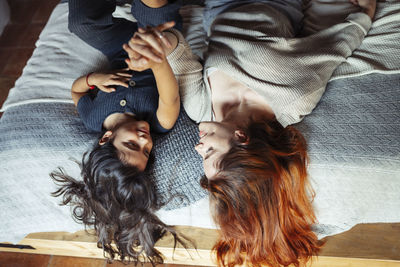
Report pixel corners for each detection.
[0,0,60,109]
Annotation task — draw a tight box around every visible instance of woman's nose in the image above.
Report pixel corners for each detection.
[195,143,204,155]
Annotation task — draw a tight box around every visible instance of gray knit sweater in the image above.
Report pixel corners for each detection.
[167,3,372,126]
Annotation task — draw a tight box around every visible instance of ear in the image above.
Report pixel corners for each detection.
[99,131,113,145]
[234,130,249,145]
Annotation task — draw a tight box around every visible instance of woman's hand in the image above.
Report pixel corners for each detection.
[88,69,132,93]
[349,0,376,19]
[123,21,176,71]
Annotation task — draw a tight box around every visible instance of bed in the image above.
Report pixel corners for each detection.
[0,0,399,265]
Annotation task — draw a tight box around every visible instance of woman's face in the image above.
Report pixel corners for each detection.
[195,122,234,179]
[111,120,153,171]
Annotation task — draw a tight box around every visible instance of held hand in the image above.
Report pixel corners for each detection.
[123,21,175,71]
[88,69,132,93]
[123,43,157,71]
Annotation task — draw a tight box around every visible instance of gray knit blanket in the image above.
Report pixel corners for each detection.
[0,1,399,243]
[297,73,400,237]
[1,72,399,242]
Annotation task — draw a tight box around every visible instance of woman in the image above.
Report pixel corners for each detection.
[127,0,377,266]
[51,0,198,264]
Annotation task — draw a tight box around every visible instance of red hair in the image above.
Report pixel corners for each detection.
[201,120,322,267]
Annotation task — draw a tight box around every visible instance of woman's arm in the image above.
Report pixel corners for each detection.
[71,71,131,106]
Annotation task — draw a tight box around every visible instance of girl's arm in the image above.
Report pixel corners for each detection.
[71,75,93,106]
[123,23,180,130]
[71,71,131,106]
[152,58,180,130]
[124,23,209,123]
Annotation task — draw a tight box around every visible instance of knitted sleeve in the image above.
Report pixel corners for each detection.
[166,28,212,123]
[276,12,372,127]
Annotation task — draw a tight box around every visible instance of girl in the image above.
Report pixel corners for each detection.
[51,0,197,264]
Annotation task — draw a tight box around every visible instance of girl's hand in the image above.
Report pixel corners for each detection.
[88,69,132,93]
[123,21,175,71]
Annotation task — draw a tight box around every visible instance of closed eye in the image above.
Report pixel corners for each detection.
[204,147,215,160]
[123,141,140,151]
[144,149,150,158]
[123,141,150,159]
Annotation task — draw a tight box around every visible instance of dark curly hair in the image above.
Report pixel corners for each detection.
[50,136,190,265]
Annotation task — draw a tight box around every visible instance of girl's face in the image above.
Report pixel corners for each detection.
[111,120,153,171]
[195,122,234,179]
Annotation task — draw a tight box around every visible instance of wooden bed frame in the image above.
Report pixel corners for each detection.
[2,223,400,266]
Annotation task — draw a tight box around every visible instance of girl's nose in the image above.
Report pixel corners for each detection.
[137,133,151,147]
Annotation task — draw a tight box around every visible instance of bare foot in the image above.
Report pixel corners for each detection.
[349,0,377,19]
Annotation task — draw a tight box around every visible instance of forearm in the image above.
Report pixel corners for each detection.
[153,61,179,106]
[165,28,202,75]
[163,28,207,122]
[71,75,91,106]
[153,60,180,129]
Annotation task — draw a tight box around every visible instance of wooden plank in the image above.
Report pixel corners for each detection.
[306,257,400,267]
[24,226,218,250]
[1,238,400,267]
[23,223,400,261]
[2,223,400,266]
[0,238,215,266]
[320,223,400,260]
[48,255,106,267]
